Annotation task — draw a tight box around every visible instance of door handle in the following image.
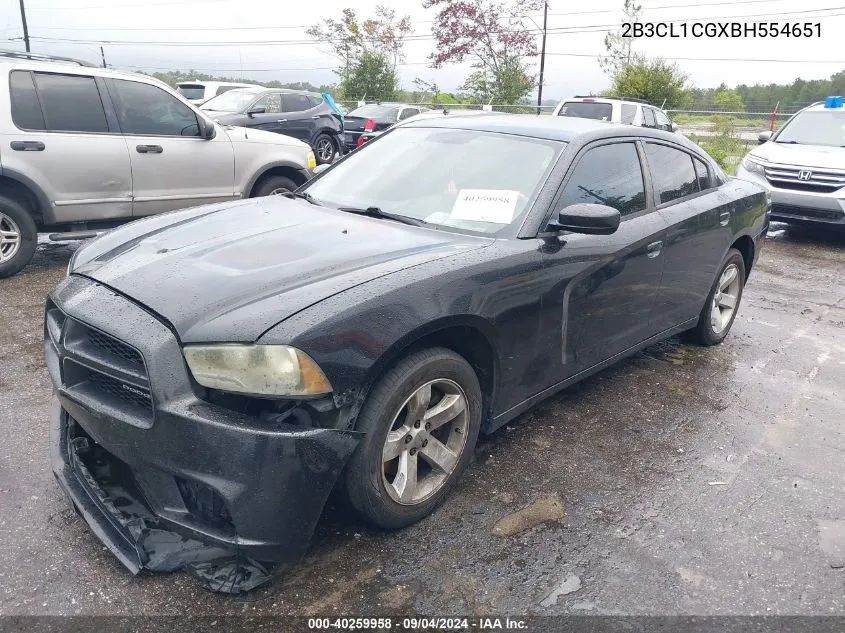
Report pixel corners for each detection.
[646,241,663,258]
[10,140,45,151]
[276,119,288,123]
[136,144,163,154]
[311,115,321,119]
[719,210,731,226]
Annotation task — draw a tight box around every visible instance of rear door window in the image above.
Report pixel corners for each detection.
[642,107,657,128]
[9,70,46,130]
[32,72,109,133]
[557,142,647,216]
[644,143,699,204]
[558,101,613,121]
[282,94,313,112]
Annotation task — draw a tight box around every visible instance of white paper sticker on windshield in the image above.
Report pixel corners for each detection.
[450,189,519,224]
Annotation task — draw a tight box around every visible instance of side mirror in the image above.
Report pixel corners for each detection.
[552,203,621,235]
[670,121,678,133]
[758,130,773,144]
[198,117,215,140]
[313,163,331,175]
[247,106,266,117]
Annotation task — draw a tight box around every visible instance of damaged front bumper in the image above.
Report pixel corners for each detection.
[46,276,362,589]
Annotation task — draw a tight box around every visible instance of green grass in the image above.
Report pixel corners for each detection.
[672,113,784,129]
[687,133,750,175]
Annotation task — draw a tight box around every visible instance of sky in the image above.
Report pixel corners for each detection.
[1,0,844,107]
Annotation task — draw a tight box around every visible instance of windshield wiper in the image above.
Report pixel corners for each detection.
[776,140,800,144]
[337,206,427,227]
[283,191,322,206]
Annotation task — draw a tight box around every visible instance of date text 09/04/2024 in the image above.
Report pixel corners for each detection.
[307,618,528,630]
[621,22,821,38]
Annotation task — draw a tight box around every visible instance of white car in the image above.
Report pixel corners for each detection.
[0,50,316,277]
[176,80,256,105]
[552,96,676,132]
[736,96,845,229]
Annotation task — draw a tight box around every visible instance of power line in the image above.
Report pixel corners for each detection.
[21,0,803,29]
[24,6,845,47]
[26,0,232,10]
[546,52,845,63]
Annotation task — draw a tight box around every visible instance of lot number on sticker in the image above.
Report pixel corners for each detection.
[451,189,519,224]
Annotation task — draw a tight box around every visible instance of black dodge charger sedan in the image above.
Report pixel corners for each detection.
[45,115,769,589]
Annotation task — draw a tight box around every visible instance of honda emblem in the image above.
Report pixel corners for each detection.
[798,170,813,181]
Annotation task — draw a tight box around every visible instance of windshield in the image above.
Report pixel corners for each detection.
[348,105,400,120]
[303,127,563,235]
[559,101,613,121]
[177,84,205,100]
[200,87,262,112]
[775,110,845,146]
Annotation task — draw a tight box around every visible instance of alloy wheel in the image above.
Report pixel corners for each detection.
[382,379,469,505]
[711,263,741,334]
[316,138,334,163]
[0,212,22,264]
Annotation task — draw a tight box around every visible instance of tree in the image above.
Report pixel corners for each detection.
[713,89,744,112]
[424,0,543,105]
[609,57,691,108]
[307,7,412,99]
[344,50,398,101]
[599,0,642,76]
[460,56,534,108]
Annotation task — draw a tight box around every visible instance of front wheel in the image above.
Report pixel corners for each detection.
[252,175,298,198]
[686,248,746,346]
[343,348,482,529]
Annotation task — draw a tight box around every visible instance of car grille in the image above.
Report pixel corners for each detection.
[46,299,154,427]
[764,166,845,193]
[87,328,144,366]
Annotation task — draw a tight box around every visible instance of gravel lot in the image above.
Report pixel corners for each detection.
[1,224,843,622]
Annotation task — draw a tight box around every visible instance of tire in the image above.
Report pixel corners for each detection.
[313,133,337,165]
[343,347,483,529]
[0,195,37,279]
[251,175,298,198]
[686,248,746,346]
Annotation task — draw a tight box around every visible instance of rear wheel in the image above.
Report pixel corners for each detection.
[0,196,37,278]
[252,175,298,198]
[686,248,746,346]
[313,133,337,165]
[343,348,482,529]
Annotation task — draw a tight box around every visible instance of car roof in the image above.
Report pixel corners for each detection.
[401,113,701,148]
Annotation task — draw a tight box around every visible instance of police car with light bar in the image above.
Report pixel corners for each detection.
[737,96,845,228]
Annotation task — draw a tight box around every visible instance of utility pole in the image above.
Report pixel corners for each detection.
[18,0,30,53]
[535,1,548,115]
[100,46,107,68]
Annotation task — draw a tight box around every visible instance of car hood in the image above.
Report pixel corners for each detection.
[72,198,489,343]
[750,142,845,170]
[219,123,308,150]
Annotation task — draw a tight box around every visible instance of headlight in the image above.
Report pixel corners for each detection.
[307,150,317,170]
[183,344,332,397]
[740,155,765,174]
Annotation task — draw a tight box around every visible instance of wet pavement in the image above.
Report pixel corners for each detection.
[1,226,844,618]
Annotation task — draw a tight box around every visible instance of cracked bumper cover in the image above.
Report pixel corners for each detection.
[47,276,363,572]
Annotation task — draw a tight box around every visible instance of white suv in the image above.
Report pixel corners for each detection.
[552,96,677,132]
[0,50,316,277]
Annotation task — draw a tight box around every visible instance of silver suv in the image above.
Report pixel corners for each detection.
[0,50,316,277]
[737,97,845,229]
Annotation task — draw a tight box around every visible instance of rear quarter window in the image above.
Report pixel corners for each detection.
[9,70,46,130]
